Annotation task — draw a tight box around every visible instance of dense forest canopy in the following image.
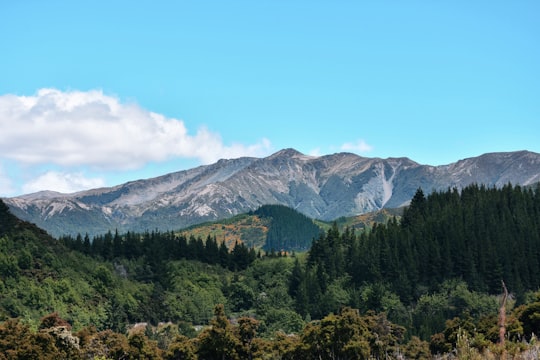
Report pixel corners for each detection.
[304,183,540,303]
[253,204,322,251]
[1,183,540,358]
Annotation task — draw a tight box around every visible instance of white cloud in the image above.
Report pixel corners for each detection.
[0,88,272,170]
[0,164,15,197]
[341,139,374,153]
[308,148,322,156]
[22,171,106,194]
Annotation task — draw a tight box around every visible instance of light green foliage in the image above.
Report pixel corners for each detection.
[0,203,156,332]
[94,265,114,288]
[164,260,228,325]
[260,308,304,336]
[413,280,498,341]
[244,258,295,313]
[0,236,19,278]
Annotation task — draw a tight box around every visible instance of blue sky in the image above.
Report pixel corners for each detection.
[1,1,538,196]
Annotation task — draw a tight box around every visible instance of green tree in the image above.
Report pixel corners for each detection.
[402,336,431,359]
[298,307,371,359]
[165,335,197,360]
[235,317,259,360]
[197,304,240,360]
[516,294,540,339]
[227,282,255,313]
[128,330,161,359]
[0,318,42,359]
[79,329,130,360]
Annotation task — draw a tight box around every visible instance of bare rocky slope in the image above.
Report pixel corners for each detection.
[4,149,540,237]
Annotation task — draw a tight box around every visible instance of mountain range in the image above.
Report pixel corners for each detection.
[4,148,540,237]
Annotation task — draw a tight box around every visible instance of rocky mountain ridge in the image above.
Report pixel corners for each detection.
[4,149,540,237]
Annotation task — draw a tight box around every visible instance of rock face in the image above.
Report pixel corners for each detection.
[4,149,540,237]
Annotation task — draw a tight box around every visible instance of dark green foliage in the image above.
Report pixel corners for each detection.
[293,183,540,338]
[516,292,540,339]
[340,184,539,297]
[0,200,18,236]
[61,228,256,275]
[254,204,322,251]
[226,282,255,313]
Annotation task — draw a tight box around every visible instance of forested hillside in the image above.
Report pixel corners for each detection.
[253,204,322,251]
[290,183,540,339]
[2,184,540,358]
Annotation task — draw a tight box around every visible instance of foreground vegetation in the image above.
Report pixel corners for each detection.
[2,300,540,359]
[1,183,540,358]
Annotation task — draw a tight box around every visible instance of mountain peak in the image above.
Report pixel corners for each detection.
[268,148,317,162]
[269,148,305,158]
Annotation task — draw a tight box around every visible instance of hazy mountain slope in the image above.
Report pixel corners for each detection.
[4,149,540,237]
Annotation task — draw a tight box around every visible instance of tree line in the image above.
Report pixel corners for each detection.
[60,229,258,273]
